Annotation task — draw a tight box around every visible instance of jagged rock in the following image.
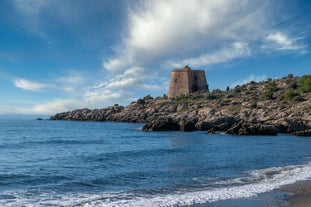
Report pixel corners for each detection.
[292,129,311,136]
[179,120,196,132]
[226,120,243,135]
[196,116,238,131]
[227,121,278,135]
[50,111,69,120]
[50,106,124,121]
[276,119,310,133]
[142,117,179,131]
[207,128,215,134]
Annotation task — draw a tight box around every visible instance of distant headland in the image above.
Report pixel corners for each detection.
[50,68,311,136]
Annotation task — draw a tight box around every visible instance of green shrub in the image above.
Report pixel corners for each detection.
[206,94,219,100]
[137,98,145,105]
[298,75,311,93]
[213,88,222,93]
[263,91,273,100]
[143,94,153,100]
[234,85,241,93]
[172,99,193,105]
[263,81,278,100]
[283,89,298,101]
[249,81,257,90]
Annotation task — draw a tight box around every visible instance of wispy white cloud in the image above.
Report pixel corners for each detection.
[14,72,87,93]
[230,74,268,88]
[54,72,87,93]
[264,32,307,53]
[13,78,49,92]
[266,32,293,47]
[84,66,164,104]
[10,0,126,45]
[165,42,251,68]
[11,67,166,114]
[12,99,84,114]
[12,0,50,15]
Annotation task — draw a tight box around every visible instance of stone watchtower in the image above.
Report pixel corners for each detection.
[168,66,208,99]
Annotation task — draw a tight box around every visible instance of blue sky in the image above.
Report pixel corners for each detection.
[0,0,311,114]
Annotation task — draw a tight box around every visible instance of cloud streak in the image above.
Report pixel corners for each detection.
[84,67,164,104]
[13,78,49,92]
[230,74,268,88]
[166,42,251,68]
[11,67,166,114]
[12,98,85,114]
[264,32,307,53]
[10,0,127,46]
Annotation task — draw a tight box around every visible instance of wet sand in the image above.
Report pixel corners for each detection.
[186,181,311,207]
[185,191,289,207]
[280,181,311,207]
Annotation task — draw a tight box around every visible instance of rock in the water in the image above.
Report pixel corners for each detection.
[142,117,179,131]
[196,116,238,131]
[179,120,196,132]
[277,119,310,133]
[292,129,311,136]
[207,128,215,134]
[227,121,278,135]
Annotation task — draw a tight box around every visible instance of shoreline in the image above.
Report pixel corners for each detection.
[184,180,311,207]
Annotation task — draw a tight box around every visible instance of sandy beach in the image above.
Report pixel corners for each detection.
[280,181,311,207]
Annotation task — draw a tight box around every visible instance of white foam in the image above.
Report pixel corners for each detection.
[1,162,311,207]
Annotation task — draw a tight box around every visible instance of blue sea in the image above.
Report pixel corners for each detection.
[0,115,311,207]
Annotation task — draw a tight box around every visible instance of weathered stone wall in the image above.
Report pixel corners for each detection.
[168,66,207,98]
[188,70,207,93]
[168,68,190,98]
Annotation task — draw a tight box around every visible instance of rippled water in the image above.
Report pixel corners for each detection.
[0,115,311,206]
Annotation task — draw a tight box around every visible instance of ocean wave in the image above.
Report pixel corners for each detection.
[1,162,311,207]
[87,147,186,162]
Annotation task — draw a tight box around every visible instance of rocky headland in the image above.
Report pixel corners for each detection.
[50,74,311,136]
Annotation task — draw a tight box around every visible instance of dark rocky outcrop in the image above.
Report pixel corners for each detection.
[179,120,197,132]
[142,116,197,132]
[142,117,179,131]
[50,106,124,121]
[195,116,238,131]
[292,129,311,136]
[275,119,311,133]
[227,121,278,136]
[207,128,216,134]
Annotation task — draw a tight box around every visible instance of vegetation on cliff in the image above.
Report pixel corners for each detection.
[50,74,311,136]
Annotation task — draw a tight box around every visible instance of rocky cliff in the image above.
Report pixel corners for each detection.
[50,74,311,136]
